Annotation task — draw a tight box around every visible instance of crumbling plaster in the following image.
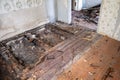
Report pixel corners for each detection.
[98,0,120,41]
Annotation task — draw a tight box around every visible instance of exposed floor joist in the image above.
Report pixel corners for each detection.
[0,23,101,80]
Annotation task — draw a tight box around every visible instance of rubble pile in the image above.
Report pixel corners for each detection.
[72,5,100,30]
[0,24,75,80]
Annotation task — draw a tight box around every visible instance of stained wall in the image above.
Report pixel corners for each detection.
[0,0,49,41]
[98,0,120,41]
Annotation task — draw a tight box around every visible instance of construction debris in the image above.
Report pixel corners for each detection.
[0,23,93,80]
[0,5,101,79]
[72,5,100,30]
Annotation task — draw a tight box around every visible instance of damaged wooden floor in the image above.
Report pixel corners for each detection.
[0,23,101,80]
[57,37,120,80]
[72,5,100,30]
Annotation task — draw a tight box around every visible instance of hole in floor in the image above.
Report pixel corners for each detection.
[0,23,85,80]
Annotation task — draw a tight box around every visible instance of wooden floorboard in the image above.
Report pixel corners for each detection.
[22,27,102,80]
[0,23,102,80]
[57,37,120,80]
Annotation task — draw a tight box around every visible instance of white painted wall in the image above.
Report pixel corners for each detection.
[0,0,49,41]
[72,0,83,11]
[45,0,57,23]
[98,0,120,41]
[82,0,102,9]
[57,0,72,24]
[72,0,101,11]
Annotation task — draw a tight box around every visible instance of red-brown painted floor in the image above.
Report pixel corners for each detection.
[57,37,120,80]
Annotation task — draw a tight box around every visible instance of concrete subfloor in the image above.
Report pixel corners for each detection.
[57,37,120,80]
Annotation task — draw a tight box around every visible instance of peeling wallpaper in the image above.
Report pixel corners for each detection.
[0,0,49,41]
[0,0,43,14]
[98,0,120,41]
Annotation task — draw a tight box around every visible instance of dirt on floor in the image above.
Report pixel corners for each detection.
[0,23,88,80]
[72,5,100,30]
[57,37,120,80]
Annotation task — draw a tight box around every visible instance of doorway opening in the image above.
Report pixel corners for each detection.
[71,0,101,30]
